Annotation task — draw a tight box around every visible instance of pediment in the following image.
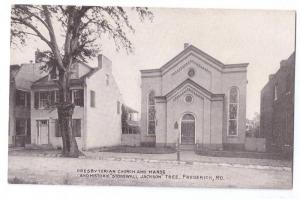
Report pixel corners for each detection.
[160,45,225,75]
[165,78,224,102]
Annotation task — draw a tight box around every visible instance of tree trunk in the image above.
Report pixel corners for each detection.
[57,70,79,158]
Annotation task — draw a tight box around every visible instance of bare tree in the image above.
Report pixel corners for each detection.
[11,5,153,157]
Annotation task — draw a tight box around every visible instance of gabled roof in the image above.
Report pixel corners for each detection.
[31,75,85,89]
[161,45,225,71]
[31,60,99,89]
[141,44,248,74]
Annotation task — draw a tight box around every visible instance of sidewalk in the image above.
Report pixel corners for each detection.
[83,150,292,171]
[8,148,292,171]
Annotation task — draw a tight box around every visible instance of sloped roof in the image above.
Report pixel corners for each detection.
[31,60,98,89]
[13,63,47,90]
[31,76,85,89]
[141,44,248,74]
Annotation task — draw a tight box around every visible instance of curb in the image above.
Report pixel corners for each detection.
[85,155,292,172]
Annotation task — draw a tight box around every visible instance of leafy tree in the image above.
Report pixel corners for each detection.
[11,5,153,157]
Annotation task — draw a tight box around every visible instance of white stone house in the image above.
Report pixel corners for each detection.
[140,44,248,150]
[29,54,124,150]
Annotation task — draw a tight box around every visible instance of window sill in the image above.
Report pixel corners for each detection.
[227,134,238,137]
[146,134,156,137]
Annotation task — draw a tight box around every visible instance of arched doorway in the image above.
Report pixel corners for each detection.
[181,113,195,144]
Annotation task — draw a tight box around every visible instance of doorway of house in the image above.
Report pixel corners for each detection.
[37,120,49,145]
[181,113,195,145]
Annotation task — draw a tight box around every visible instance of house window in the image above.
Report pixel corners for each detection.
[90,90,95,107]
[15,90,29,107]
[228,87,239,136]
[147,90,155,135]
[34,90,59,109]
[274,84,278,101]
[72,89,84,107]
[55,119,81,137]
[117,101,120,114]
[105,74,109,86]
[39,91,49,108]
[16,119,27,135]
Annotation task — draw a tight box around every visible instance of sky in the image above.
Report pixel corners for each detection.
[10,8,296,119]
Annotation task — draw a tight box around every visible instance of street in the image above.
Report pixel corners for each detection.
[8,155,292,189]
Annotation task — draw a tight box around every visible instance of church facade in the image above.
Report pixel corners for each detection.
[140,44,248,150]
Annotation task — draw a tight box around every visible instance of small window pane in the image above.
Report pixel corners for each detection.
[73,89,84,106]
[39,91,49,108]
[230,88,238,103]
[148,106,155,121]
[228,120,237,135]
[148,91,155,105]
[229,104,238,119]
[148,121,155,135]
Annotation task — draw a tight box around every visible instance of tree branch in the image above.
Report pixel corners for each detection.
[11,17,52,47]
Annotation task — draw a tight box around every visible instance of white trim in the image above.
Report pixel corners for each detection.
[227,86,239,137]
[179,112,197,144]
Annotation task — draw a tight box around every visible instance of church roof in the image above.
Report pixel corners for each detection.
[141,44,248,74]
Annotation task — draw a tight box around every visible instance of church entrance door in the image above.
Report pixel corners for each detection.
[181,114,195,145]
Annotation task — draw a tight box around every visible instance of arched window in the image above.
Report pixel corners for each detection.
[147,90,155,135]
[228,87,239,136]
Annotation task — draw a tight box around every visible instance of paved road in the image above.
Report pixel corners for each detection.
[8,156,292,189]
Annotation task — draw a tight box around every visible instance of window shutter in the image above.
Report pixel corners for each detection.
[15,90,20,106]
[90,90,95,107]
[79,89,84,107]
[34,92,39,109]
[26,93,31,107]
[50,91,55,105]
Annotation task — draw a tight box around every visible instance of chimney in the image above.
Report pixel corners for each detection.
[184,43,190,49]
[97,54,112,71]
